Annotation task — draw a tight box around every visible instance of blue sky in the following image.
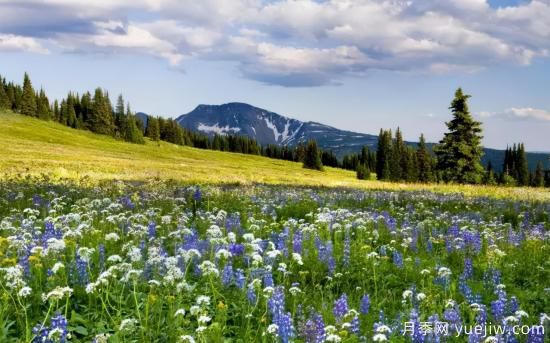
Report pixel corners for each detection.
[0,0,549,151]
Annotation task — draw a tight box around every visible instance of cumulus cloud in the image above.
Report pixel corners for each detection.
[0,34,48,53]
[478,107,550,121]
[0,0,550,86]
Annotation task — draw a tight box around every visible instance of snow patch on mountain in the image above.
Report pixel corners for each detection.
[197,123,241,135]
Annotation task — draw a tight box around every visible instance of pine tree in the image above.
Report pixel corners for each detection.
[516,143,529,186]
[390,128,405,181]
[0,76,10,109]
[114,95,127,138]
[145,116,161,142]
[416,134,433,183]
[376,129,392,180]
[356,164,370,180]
[122,105,144,144]
[36,88,51,120]
[90,88,114,135]
[20,73,37,116]
[303,140,323,171]
[533,161,544,187]
[435,88,484,184]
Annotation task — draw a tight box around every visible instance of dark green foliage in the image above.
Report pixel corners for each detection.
[376,129,392,180]
[321,150,339,167]
[36,89,51,120]
[532,161,545,187]
[0,76,10,109]
[145,116,161,141]
[356,164,370,180]
[124,107,145,144]
[435,88,484,184]
[483,161,497,185]
[303,140,323,171]
[20,73,37,116]
[502,143,530,186]
[416,134,433,183]
[89,88,114,135]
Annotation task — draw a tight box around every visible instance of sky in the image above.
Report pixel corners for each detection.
[0,0,549,151]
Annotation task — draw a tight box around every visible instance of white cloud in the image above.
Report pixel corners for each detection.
[0,33,48,53]
[1,0,550,86]
[478,107,550,121]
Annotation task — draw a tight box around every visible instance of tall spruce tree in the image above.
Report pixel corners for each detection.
[21,73,37,116]
[435,88,484,184]
[376,129,392,180]
[90,88,114,135]
[416,134,433,183]
[390,128,405,181]
[124,106,144,144]
[146,116,161,142]
[516,143,529,186]
[0,76,10,109]
[303,140,323,171]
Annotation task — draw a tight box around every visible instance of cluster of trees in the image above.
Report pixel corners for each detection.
[489,144,548,187]
[2,73,548,187]
[1,73,145,144]
[374,129,434,183]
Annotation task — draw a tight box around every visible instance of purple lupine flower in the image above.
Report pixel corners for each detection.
[193,187,202,202]
[278,312,294,343]
[247,287,257,304]
[228,243,244,256]
[507,296,519,315]
[350,315,360,335]
[75,254,89,285]
[313,312,326,343]
[360,294,370,315]
[235,269,246,289]
[491,299,505,322]
[463,258,473,279]
[222,263,233,287]
[147,222,156,240]
[343,230,351,267]
[333,293,349,321]
[393,250,403,268]
[263,270,274,288]
[293,230,303,254]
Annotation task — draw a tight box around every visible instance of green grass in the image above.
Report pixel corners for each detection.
[1,110,548,201]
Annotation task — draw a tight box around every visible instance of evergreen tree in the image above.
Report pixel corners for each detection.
[356,164,370,180]
[145,116,161,142]
[416,134,433,183]
[20,73,37,116]
[516,143,529,186]
[483,161,497,185]
[36,88,51,120]
[90,88,114,135]
[533,161,545,187]
[303,140,323,171]
[376,129,392,180]
[124,106,144,144]
[0,76,10,109]
[114,95,127,138]
[435,88,484,184]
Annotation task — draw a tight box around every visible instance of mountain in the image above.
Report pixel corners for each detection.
[173,102,548,171]
[176,103,378,155]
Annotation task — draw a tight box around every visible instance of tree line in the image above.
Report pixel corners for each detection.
[305,88,549,187]
[1,73,548,187]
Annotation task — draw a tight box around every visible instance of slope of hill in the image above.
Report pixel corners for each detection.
[174,103,549,170]
[1,110,548,201]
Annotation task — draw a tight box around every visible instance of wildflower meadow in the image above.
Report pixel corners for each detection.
[0,179,548,342]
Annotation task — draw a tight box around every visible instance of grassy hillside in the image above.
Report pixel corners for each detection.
[1,110,548,200]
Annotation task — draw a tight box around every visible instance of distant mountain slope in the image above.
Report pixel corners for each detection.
[176,103,303,145]
[173,102,548,170]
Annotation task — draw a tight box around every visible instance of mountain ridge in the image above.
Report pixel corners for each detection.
[140,102,549,171]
